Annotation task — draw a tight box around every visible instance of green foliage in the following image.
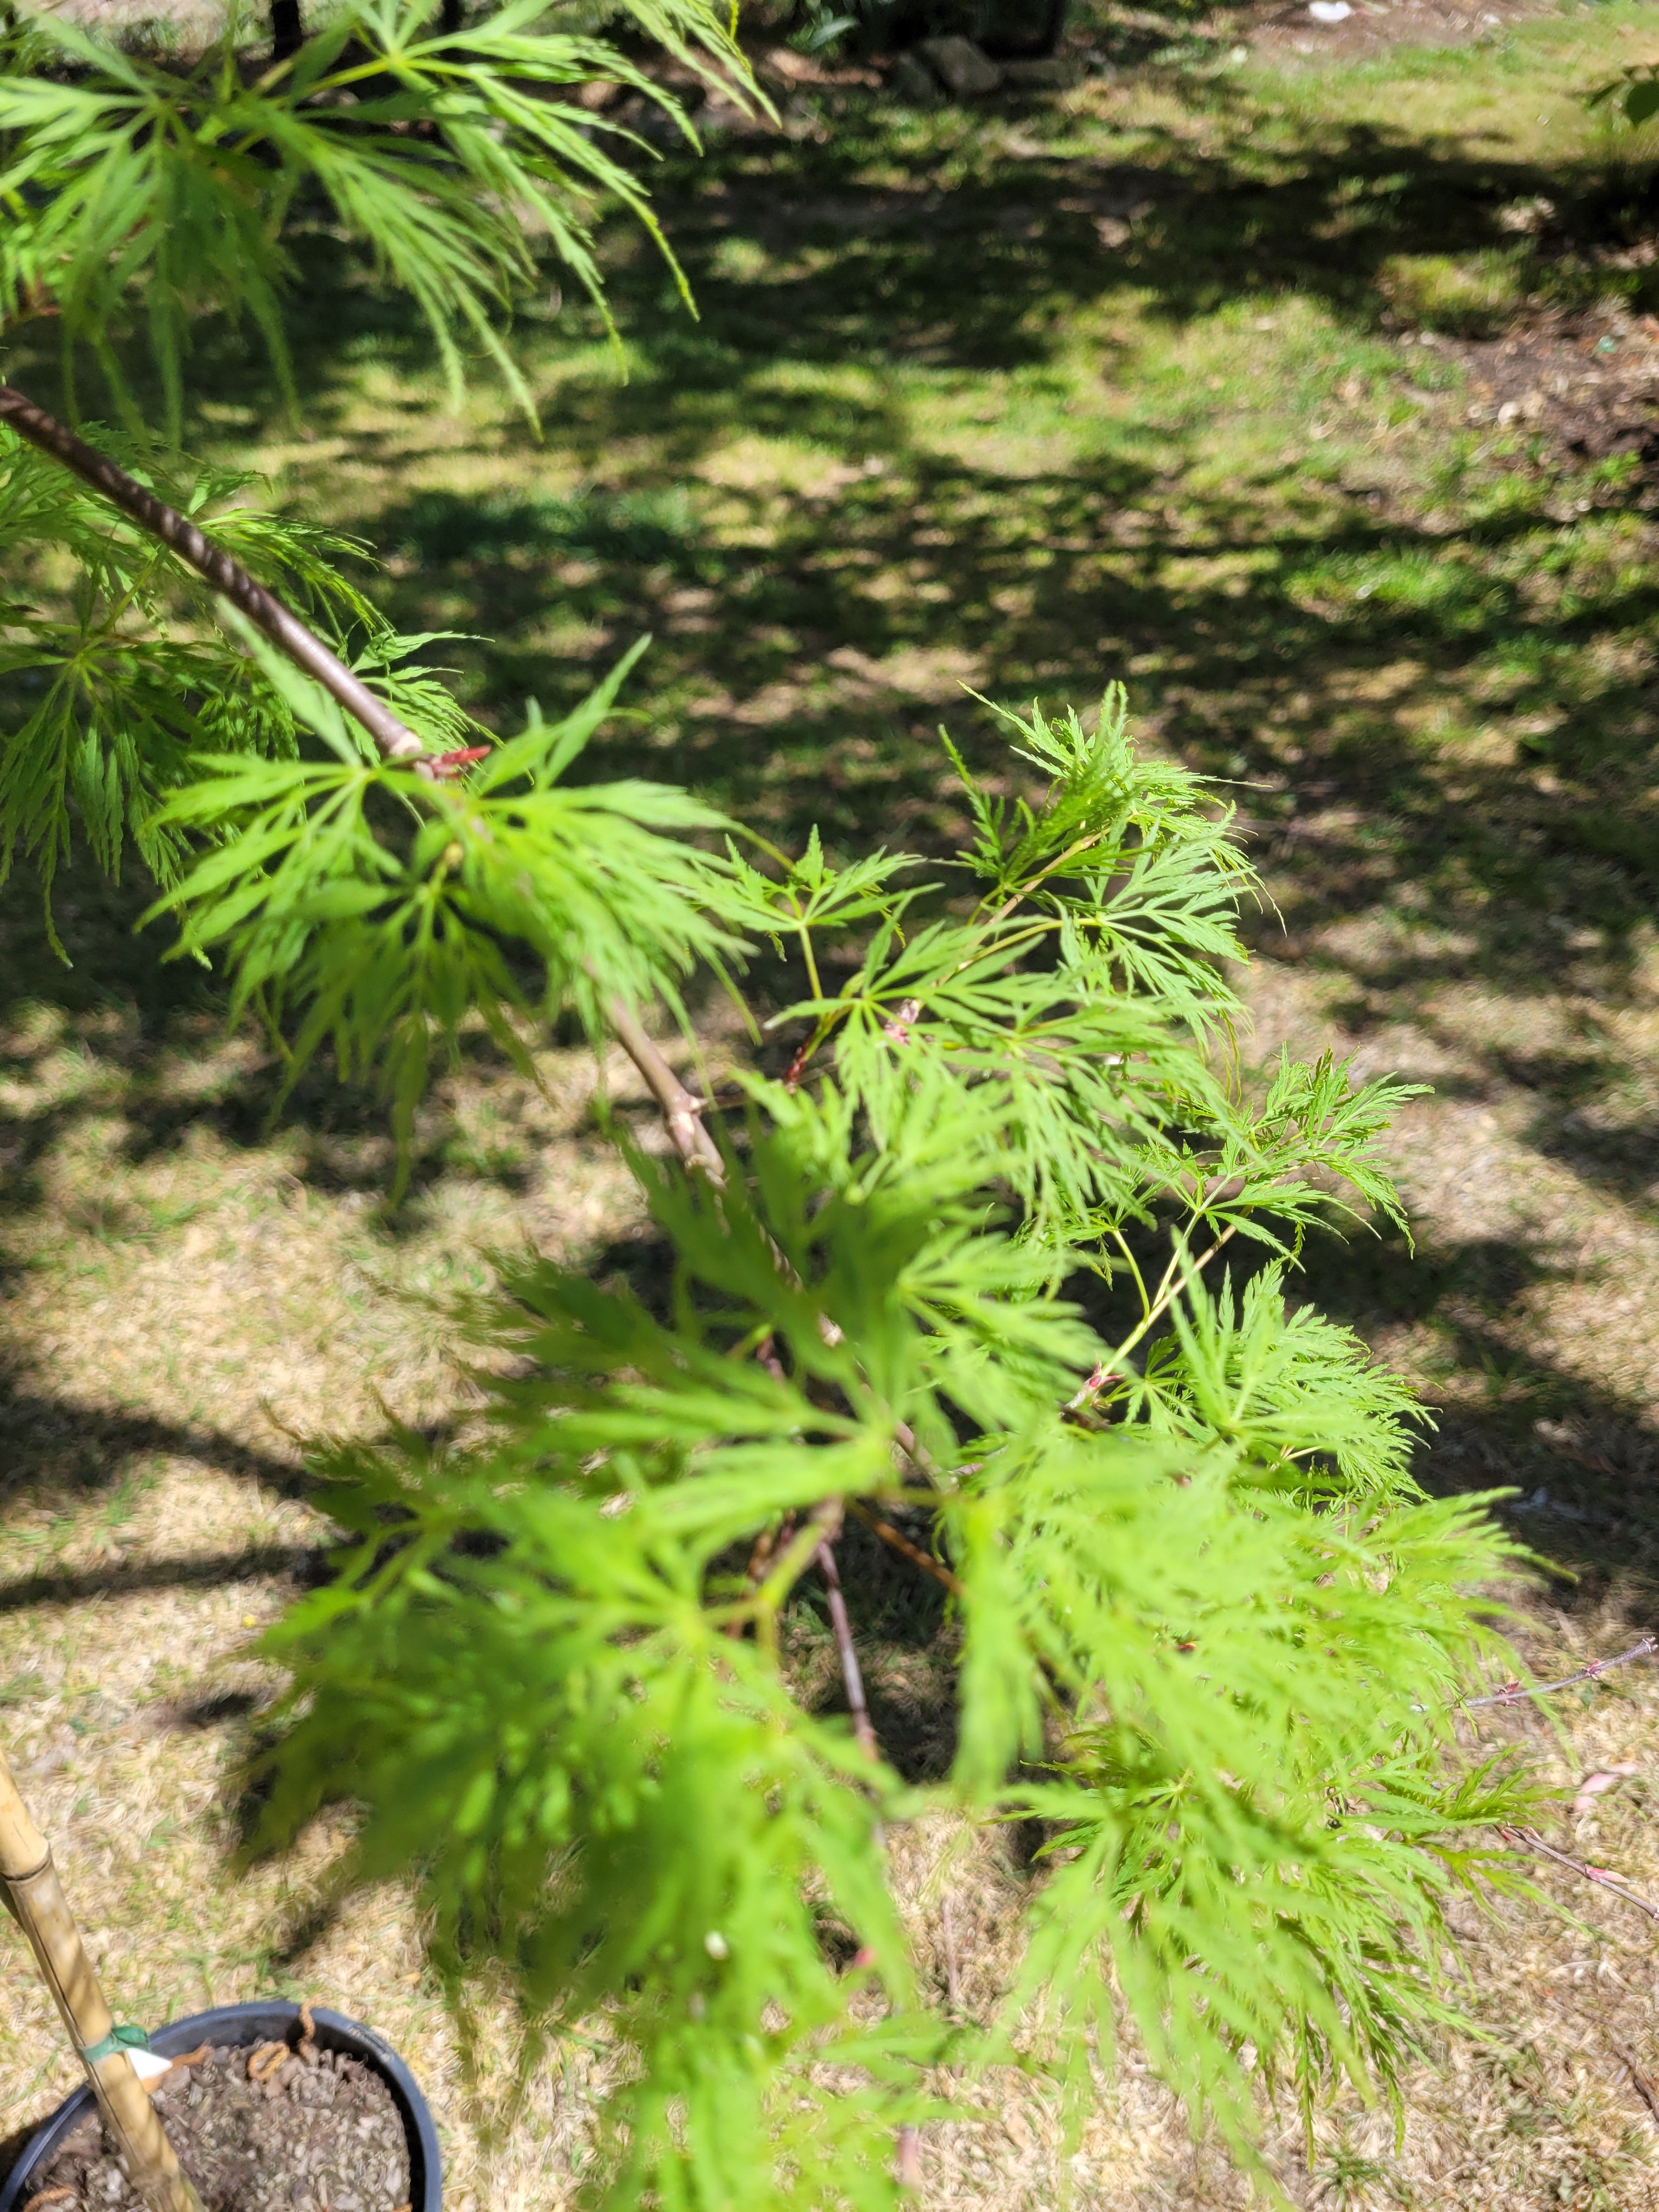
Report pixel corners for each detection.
[0,426,479,947]
[143,627,741,1177]
[1,436,1542,2191]
[1130,1260,1426,1500]
[0,12,1548,2208]
[253,1369,943,2210]
[1588,60,1659,129]
[0,0,754,431]
[183,656,1535,2202]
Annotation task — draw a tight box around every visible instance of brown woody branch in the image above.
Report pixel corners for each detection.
[603,994,725,1178]
[1,387,949,1724]
[1465,1637,1657,1710]
[0,382,733,1176]
[0,383,430,771]
[815,1523,878,1761]
[1498,1824,1659,1921]
[846,1498,964,1599]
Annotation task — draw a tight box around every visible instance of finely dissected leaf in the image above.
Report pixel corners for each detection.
[0,345,1548,2194]
[122,652,1534,2197]
[249,1023,1536,2202]
[976,1414,1534,2166]
[1,0,757,431]
[1,442,280,921]
[140,639,747,1185]
[1128,1260,1427,1500]
[0,427,464,939]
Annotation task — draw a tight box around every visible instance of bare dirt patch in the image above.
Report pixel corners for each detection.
[1236,0,1554,62]
[1442,309,1659,462]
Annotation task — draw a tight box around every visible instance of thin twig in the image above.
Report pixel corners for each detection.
[940,1892,961,2009]
[604,995,725,1178]
[1465,1637,1657,1709]
[816,1530,878,1760]
[1069,1221,1240,1409]
[896,2125,922,2193]
[0,386,741,1187]
[846,1498,964,1598]
[977,831,1104,935]
[0,383,430,770]
[1498,1825,1659,1920]
[1609,2036,1659,2130]
[753,1511,834,1624]
[724,1511,795,1639]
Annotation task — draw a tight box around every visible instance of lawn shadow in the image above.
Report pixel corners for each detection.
[1296,1215,1659,1609]
[0,853,576,1242]
[0,1374,307,1516]
[5,52,1659,1570]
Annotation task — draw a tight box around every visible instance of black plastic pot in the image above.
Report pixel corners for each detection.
[0,2001,441,2212]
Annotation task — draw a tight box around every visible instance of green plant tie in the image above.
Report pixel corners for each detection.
[81,2024,150,2064]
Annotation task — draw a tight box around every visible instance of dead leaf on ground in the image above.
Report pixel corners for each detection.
[1573,1762,1640,1819]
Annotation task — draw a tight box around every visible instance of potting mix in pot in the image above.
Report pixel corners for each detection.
[28,2015,411,2212]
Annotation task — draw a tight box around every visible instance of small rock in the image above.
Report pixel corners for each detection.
[916,33,1002,96]
[1000,56,1078,88]
[1307,2,1352,19]
[1498,195,1555,234]
[887,49,941,104]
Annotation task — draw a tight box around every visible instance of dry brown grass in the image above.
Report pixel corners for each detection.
[8,889,1659,2212]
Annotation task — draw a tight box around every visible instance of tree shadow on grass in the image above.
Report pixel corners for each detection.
[6,84,1652,943]
[1294,1215,1659,1611]
[4,75,1659,1564]
[0,1376,305,1516]
[131,119,1651,1005]
[0,852,575,1248]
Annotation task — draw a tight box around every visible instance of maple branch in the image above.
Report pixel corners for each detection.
[1069,1220,1240,1410]
[846,1498,964,1599]
[604,995,725,1178]
[1465,1637,1657,1709]
[0,384,736,1183]
[0,382,430,771]
[1498,1825,1659,1921]
[816,1528,878,1760]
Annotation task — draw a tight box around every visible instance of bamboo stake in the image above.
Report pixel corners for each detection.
[0,1743,205,2212]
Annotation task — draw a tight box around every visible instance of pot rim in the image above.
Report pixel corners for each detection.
[0,2000,441,2212]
